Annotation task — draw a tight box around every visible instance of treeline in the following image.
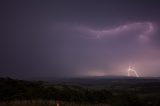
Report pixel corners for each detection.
[0,77,160,106]
[0,77,113,103]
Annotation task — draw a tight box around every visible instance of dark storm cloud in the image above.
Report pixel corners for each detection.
[1,0,160,79]
[150,23,160,48]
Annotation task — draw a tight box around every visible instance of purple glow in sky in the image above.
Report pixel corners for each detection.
[57,22,159,77]
[1,0,160,79]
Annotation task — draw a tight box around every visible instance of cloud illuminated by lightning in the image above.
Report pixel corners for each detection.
[75,22,156,42]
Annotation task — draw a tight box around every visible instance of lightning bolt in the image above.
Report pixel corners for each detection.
[127,64,139,77]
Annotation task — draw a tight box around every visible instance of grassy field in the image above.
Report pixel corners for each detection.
[0,100,110,106]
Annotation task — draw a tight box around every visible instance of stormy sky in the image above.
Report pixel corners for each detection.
[1,0,160,79]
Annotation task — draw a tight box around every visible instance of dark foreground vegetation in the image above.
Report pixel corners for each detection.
[0,77,160,106]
